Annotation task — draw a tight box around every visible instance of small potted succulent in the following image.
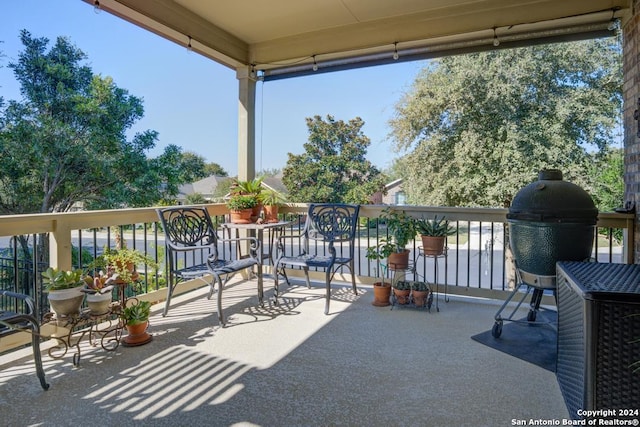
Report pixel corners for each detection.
[392,280,412,305]
[121,300,152,346]
[41,267,86,317]
[410,281,430,308]
[415,215,456,256]
[83,271,115,315]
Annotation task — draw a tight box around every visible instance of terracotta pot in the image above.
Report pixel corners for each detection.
[263,204,279,223]
[412,289,430,308]
[393,288,411,304]
[251,203,263,222]
[111,261,139,284]
[371,282,391,307]
[421,235,446,256]
[122,320,152,346]
[387,249,410,270]
[230,209,252,224]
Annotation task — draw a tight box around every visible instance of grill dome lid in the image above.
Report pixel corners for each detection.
[507,169,597,224]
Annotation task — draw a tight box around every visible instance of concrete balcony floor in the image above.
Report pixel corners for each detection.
[0,277,569,426]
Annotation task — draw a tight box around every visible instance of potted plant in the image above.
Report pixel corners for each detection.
[231,177,264,221]
[91,247,157,286]
[392,280,411,305]
[380,207,416,270]
[121,300,152,346]
[261,189,285,223]
[411,281,430,308]
[83,271,115,315]
[415,215,456,256]
[227,194,258,224]
[366,240,395,307]
[42,267,86,317]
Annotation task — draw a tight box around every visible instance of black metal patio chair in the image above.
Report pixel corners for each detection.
[0,290,49,390]
[273,203,360,314]
[156,207,260,326]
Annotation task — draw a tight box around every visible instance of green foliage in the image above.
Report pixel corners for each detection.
[393,280,412,291]
[261,189,285,206]
[380,207,416,251]
[212,178,235,202]
[226,194,258,210]
[589,148,624,212]
[282,115,385,203]
[41,267,84,292]
[415,215,456,237]
[366,239,396,261]
[204,162,229,177]
[0,30,182,214]
[90,247,157,285]
[231,177,264,197]
[390,38,622,207]
[122,300,151,326]
[185,193,208,205]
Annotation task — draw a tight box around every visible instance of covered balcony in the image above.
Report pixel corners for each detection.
[2,0,639,424]
[0,205,633,424]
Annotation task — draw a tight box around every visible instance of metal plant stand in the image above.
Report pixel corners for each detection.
[44,304,124,366]
[415,247,448,312]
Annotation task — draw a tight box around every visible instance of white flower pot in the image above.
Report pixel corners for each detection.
[47,286,84,317]
[86,292,113,315]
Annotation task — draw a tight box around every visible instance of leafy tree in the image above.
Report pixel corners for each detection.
[0,30,175,213]
[204,162,228,177]
[179,151,208,181]
[590,148,624,212]
[390,37,622,207]
[282,115,385,203]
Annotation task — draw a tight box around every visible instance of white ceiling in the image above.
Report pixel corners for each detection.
[87,0,629,79]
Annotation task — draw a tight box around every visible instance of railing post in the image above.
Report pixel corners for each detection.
[49,220,73,270]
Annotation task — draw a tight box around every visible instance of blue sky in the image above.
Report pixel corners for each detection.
[0,0,426,176]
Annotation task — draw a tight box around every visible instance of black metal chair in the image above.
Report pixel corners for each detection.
[0,290,49,390]
[274,203,360,314]
[156,207,260,326]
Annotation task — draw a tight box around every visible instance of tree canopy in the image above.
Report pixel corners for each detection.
[0,30,187,213]
[282,115,385,203]
[390,37,622,208]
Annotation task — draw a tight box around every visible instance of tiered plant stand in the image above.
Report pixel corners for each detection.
[43,303,123,366]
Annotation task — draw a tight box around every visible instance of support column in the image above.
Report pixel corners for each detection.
[237,66,257,182]
[623,1,640,262]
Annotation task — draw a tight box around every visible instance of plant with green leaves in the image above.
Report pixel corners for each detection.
[381,207,416,252]
[122,300,151,326]
[90,247,157,285]
[41,268,85,292]
[226,194,259,211]
[261,189,285,206]
[390,38,622,207]
[393,280,412,291]
[365,240,396,285]
[415,215,456,237]
[411,281,429,292]
[231,177,264,197]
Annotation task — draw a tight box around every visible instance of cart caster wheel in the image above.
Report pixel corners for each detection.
[527,310,537,322]
[492,321,503,338]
